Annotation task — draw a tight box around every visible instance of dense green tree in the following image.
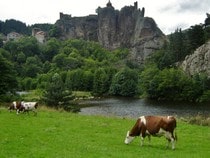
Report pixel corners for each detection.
[0,37,3,48]
[169,29,188,62]
[1,19,29,35]
[42,61,51,73]
[187,25,205,52]
[0,53,18,94]
[92,68,109,96]
[205,15,210,27]
[43,73,73,107]
[3,40,19,61]
[65,69,83,91]
[49,25,61,38]
[3,36,40,60]
[53,53,82,70]
[140,66,207,101]
[17,37,40,57]
[42,38,60,61]
[65,69,93,91]
[30,23,54,33]
[109,67,139,97]
[20,77,37,90]
[23,56,43,77]
[16,52,26,64]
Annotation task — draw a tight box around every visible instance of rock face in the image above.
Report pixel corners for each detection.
[57,13,98,41]
[181,41,210,77]
[56,1,166,64]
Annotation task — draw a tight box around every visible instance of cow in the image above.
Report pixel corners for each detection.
[17,101,38,115]
[124,116,177,150]
[8,101,22,114]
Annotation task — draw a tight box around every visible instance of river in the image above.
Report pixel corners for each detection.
[79,97,210,118]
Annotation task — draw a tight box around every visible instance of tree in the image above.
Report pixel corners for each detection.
[65,69,94,91]
[23,56,43,77]
[0,37,3,48]
[1,19,29,35]
[187,25,205,52]
[140,66,206,101]
[109,67,139,97]
[169,29,188,62]
[0,53,18,95]
[49,25,61,38]
[92,68,109,96]
[42,38,60,61]
[43,73,73,108]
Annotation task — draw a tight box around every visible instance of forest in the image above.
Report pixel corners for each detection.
[1,19,210,110]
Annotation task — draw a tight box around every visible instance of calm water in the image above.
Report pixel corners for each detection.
[79,97,210,118]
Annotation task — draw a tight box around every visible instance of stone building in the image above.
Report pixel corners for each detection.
[32,28,46,43]
[7,32,22,41]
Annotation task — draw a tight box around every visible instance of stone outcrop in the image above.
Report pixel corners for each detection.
[180,41,210,77]
[57,13,98,41]
[55,1,166,64]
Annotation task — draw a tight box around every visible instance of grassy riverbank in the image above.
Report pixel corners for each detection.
[0,107,210,158]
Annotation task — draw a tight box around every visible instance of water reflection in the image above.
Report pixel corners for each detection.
[79,97,210,118]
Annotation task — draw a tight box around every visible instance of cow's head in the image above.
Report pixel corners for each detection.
[124,131,135,144]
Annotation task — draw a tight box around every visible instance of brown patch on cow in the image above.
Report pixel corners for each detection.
[8,101,22,111]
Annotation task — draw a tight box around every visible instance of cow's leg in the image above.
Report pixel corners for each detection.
[165,132,175,150]
[140,137,144,146]
[171,138,175,150]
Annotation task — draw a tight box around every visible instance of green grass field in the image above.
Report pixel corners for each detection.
[0,107,210,158]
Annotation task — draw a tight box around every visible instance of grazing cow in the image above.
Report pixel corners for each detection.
[8,101,22,114]
[18,101,38,115]
[124,116,177,150]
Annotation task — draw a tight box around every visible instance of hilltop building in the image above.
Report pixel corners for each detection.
[7,32,22,41]
[32,28,46,43]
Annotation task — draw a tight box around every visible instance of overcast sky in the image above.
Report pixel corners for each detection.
[1,0,210,34]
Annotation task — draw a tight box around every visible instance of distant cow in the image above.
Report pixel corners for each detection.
[124,116,177,150]
[18,101,38,115]
[8,101,22,114]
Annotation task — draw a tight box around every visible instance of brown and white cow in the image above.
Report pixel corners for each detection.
[124,116,177,150]
[8,101,22,114]
[18,101,38,115]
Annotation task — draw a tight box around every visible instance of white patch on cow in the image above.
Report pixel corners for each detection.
[167,116,173,120]
[20,101,38,115]
[139,116,146,126]
[157,128,170,137]
[146,130,150,135]
[124,131,135,144]
[158,128,175,149]
[13,101,17,109]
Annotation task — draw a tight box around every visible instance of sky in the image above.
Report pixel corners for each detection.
[0,0,210,34]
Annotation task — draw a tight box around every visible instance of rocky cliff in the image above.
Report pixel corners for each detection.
[56,1,166,64]
[181,41,210,77]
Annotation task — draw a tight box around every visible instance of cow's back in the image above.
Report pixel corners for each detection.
[144,116,163,134]
[144,116,176,135]
[162,116,176,132]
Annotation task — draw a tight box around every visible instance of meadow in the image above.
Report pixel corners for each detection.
[0,107,210,158]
